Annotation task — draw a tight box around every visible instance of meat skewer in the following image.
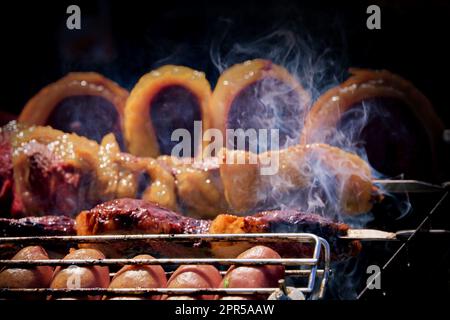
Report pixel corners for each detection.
[0,216,76,258]
[0,198,359,260]
[0,122,177,217]
[2,214,445,243]
[219,144,379,216]
[78,199,360,260]
[0,122,381,219]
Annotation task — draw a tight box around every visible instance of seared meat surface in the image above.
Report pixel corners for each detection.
[76,198,359,259]
[210,211,360,260]
[1,198,359,260]
[0,215,76,259]
[75,198,211,257]
[76,198,211,236]
[0,215,75,237]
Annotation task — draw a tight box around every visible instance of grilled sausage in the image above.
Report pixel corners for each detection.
[164,265,222,300]
[50,248,110,300]
[106,254,166,300]
[0,246,53,299]
[219,246,284,300]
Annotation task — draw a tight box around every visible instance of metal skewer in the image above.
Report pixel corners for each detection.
[0,233,317,245]
[0,257,318,267]
[341,228,450,241]
[373,179,447,193]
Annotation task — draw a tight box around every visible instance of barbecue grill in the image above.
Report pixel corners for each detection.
[0,233,330,299]
[0,182,448,300]
[1,0,450,303]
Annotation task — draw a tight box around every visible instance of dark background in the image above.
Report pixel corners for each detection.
[1,0,449,120]
[0,0,449,300]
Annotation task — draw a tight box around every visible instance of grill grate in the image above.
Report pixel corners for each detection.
[0,233,330,299]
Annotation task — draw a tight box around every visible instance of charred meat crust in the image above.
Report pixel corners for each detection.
[0,215,76,259]
[242,211,361,260]
[76,198,211,235]
[242,210,349,235]
[75,199,212,258]
[75,199,359,259]
[1,199,360,260]
[0,216,75,237]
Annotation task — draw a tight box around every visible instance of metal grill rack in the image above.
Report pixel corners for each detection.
[0,233,330,299]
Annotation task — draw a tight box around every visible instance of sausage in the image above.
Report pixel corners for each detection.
[165,296,196,300]
[49,248,110,300]
[219,246,285,300]
[219,296,252,300]
[106,254,166,300]
[164,265,222,300]
[0,246,53,299]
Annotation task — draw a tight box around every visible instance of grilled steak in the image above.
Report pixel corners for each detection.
[76,198,360,259]
[76,198,211,236]
[1,198,360,260]
[0,215,76,259]
[0,216,76,237]
[75,198,211,257]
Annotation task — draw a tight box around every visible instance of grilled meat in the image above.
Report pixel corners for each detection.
[0,215,75,237]
[1,122,379,219]
[19,72,128,148]
[124,65,212,158]
[75,198,211,257]
[159,142,379,218]
[219,144,379,216]
[301,69,444,181]
[0,216,76,259]
[0,122,177,217]
[0,127,13,215]
[157,155,228,218]
[0,198,359,260]
[76,198,359,259]
[76,198,211,236]
[210,210,361,260]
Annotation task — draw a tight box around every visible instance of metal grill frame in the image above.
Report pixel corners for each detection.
[0,233,331,299]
